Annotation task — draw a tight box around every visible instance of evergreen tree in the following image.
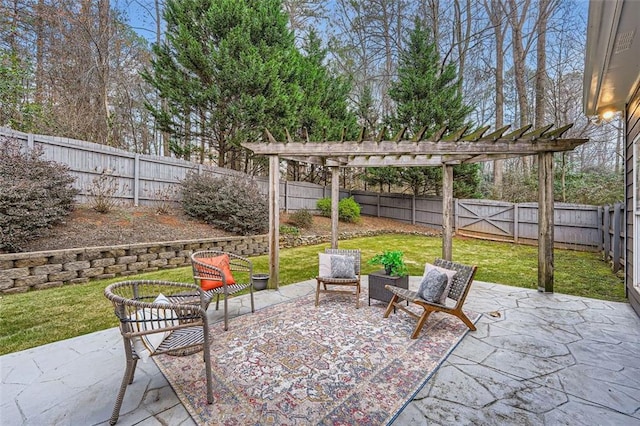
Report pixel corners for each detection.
[144,0,302,169]
[388,18,480,197]
[297,30,357,141]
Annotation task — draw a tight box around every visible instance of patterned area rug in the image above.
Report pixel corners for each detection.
[154,290,479,425]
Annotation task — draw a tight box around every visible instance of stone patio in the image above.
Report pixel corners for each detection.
[2,279,640,425]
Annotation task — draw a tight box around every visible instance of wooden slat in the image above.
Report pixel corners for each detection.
[461,125,491,141]
[503,124,532,140]
[412,125,429,142]
[264,128,278,143]
[377,126,387,142]
[432,126,448,141]
[358,126,366,142]
[394,127,408,142]
[522,124,554,141]
[481,125,511,141]
[442,125,469,142]
[543,123,573,139]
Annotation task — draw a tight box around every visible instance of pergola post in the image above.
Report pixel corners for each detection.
[538,152,554,292]
[268,155,280,289]
[330,166,339,249]
[442,164,454,260]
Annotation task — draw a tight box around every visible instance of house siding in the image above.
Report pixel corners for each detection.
[626,81,640,316]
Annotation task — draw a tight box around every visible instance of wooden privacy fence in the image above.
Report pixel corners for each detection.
[0,128,244,206]
[351,190,624,269]
[1,128,623,269]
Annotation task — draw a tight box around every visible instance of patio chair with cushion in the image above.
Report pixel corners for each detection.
[383,258,477,339]
[316,248,362,308]
[104,280,213,425]
[191,250,255,331]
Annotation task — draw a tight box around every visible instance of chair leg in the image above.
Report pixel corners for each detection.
[202,333,214,404]
[411,309,433,339]
[355,283,360,309]
[109,358,136,425]
[215,294,221,310]
[315,279,321,307]
[383,294,399,318]
[127,359,137,384]
[223,295,229,331]
[456,311,477,331]
[249,287,255,313]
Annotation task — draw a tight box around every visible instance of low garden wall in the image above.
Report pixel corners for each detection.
[0,235,268,294]
[0,229,439,295]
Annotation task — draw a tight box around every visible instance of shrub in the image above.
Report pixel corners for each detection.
[0,137,78,252]
[180,172,268,235]
[279,224,300,236]
[316,197,331,217]
[87,172,121,213]
[338,197,361,223]
[316,196,361,223]
[288,209,313,229]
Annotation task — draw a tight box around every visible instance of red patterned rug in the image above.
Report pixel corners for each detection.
[154,289,479,425]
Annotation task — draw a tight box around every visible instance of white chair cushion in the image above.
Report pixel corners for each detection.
[129,294,178,363]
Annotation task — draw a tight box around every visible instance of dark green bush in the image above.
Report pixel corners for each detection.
[316,196,361,223]
[0,138,78,252]
[288,209,313,229]
[180,172,268,235]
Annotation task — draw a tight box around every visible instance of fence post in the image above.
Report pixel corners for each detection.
[597,206,603,252]
[612,203,622,272]
[284,181,289,213]
[27,133,35,149]
[603,205,611,261]
[454,199,459,232]
[133,154,140,207]
[513,204,519,243]
[412,195,416,225]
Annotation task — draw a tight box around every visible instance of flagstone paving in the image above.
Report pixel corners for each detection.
[2,279,639,425]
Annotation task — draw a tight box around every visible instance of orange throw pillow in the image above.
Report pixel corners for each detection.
[196,254,236,291]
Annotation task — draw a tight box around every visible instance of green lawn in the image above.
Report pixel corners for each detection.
[0,234,625,356]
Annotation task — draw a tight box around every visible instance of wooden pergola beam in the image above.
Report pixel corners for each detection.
[246,139,586,157]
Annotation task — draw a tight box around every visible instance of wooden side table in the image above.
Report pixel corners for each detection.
[368,270,409,306]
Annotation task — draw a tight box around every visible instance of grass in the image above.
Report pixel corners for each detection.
[0,235,625,356]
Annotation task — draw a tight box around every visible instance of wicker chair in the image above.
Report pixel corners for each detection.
[191,250,255,331]
[104,280,213,425]
[315,248,362,308]
[383,259,477,339]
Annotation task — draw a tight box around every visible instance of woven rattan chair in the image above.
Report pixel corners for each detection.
[104,280,213,425]
[383,259,477,339]
[191,250,255,331]
[315,248,362,308]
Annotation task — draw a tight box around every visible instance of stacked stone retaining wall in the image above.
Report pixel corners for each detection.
[0,235,268,294]
[0,230,439,295]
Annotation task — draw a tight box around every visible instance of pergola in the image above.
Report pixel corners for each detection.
[242,123,588,292]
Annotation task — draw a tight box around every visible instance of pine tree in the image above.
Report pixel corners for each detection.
[388,18,480,197]
[297,30,357,141]
[144,0,302,168]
